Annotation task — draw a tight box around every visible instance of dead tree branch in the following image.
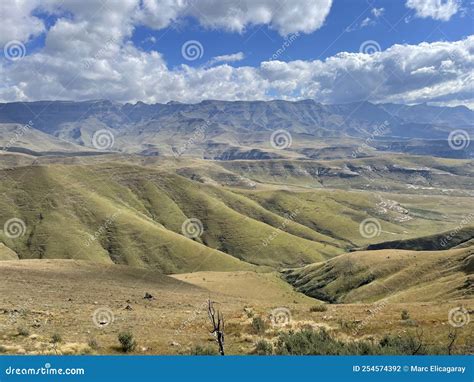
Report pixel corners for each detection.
[208,299,225,355]
[447,328,458,355]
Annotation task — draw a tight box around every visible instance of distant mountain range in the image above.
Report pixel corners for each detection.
[0,100,472,159]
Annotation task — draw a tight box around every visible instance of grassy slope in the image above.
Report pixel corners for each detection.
[0,165,253,273]
[284,246,473,303]
[366,226,474,251]
[0,243,18,260]
[1,158,473,271]
[0,124,93,153]
[241,189,473,248]
[173,271,317,304]
[0,163,343,271]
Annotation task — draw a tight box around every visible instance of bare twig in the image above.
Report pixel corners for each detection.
[447,328,458,355]
[412,328,424,355]
[208,299,225,355]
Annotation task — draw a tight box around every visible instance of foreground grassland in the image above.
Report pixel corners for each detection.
[0,260,471,355]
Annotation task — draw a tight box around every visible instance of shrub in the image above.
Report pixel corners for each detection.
[379,334,424,355]
[251,316,266,334]
[275,328,430,355]
[276,328,349,355]
[255,340,273,355]
[189,345,218,355]
[88,338,99,350]
[17,327,30,337]
[51,333,62,344]
[402,319,418,327]
[310,305,328,312]
[338,319,358,330]
[243,307,254,318]
[401,310,410,320]
[118,332,136,353]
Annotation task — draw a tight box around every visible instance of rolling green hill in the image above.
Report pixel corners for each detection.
[284,246,473,303]
[1,157,473,273]
[0,163,340,271]
[366,226,474,251]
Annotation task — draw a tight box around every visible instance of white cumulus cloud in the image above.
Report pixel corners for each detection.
[0,0,45,45]
[1,34,472,107]
[0,1,472,108]
[406,0,460,21]
[136,0,334,36]
[208,52,245,66]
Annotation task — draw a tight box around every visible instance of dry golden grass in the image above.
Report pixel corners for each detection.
[0,260,471,355]
[172,271,315,304]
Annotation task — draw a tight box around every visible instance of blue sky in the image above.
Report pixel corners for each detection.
[0,0,472,106]
[131,0,473,68]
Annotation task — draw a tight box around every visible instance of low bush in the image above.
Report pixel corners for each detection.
[401,310,410,320]
[51,333,62,344]
[251,317,267,334]
[255,340,273,355]
[17,327,30,337]
[275,328,431,355]
[276,328,349,355]
[118,332,136,353]
[310,305,328,312]
[189,345,218,355]
[88,338,99,350]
